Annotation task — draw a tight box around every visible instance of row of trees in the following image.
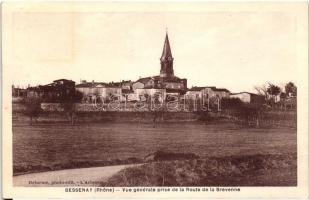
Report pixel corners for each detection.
[254,82,297,106]
[219,81,297,127]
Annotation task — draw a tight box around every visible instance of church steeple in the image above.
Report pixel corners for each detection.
[160,31,174,78]
[161,33,173,60]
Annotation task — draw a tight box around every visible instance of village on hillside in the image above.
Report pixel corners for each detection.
[12,32,297,112]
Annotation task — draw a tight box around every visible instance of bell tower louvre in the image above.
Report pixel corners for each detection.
[160,32,174,78]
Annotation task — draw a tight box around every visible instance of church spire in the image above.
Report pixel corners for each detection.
[160,32,173,61]
[160,31,174,78]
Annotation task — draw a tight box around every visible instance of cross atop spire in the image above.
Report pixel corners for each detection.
[160,32,173,61]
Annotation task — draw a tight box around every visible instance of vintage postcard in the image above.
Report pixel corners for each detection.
[2,1,308,199]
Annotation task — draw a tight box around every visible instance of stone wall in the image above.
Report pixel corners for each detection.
[13,110,201,123]
[40,102,202,112]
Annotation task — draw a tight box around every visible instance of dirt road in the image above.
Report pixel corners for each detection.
[13,164,140,187]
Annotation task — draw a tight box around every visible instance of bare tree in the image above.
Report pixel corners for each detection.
[254,84,269,100]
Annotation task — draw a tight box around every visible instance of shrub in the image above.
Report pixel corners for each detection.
[105,154,296,186]
[222,98,265,127]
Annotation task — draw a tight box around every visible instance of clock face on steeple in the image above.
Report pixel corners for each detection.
[168,57,173,61]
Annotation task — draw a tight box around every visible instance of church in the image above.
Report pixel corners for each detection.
[132,32,187,96]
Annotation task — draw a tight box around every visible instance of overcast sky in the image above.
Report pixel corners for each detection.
[6,4,301,93]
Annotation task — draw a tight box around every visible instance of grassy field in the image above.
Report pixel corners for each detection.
[13,120,296,176]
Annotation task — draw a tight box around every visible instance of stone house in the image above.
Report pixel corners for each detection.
[213,88,230,99]
[230,92,264,104]
[75,81,107,102]
[134,87,166,102]
[102,87,122,101]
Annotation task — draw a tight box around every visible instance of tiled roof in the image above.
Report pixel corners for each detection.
[76,82,107,88]
[53,79,75,83]
[163,76,184,83]
[136,76,159,84]
[213,88,230,92]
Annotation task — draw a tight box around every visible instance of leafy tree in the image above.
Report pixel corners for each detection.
[267,83,281,103]
[285,82,297,97]
[59,90,83,125]
[221,97,243,109]
[23,96,42,125]
[75,90,84,102]
[61,100,76,125]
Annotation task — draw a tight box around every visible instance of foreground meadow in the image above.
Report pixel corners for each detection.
[13,120,296,177]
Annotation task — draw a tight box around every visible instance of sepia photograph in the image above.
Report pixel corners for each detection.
[2,1,308,199]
